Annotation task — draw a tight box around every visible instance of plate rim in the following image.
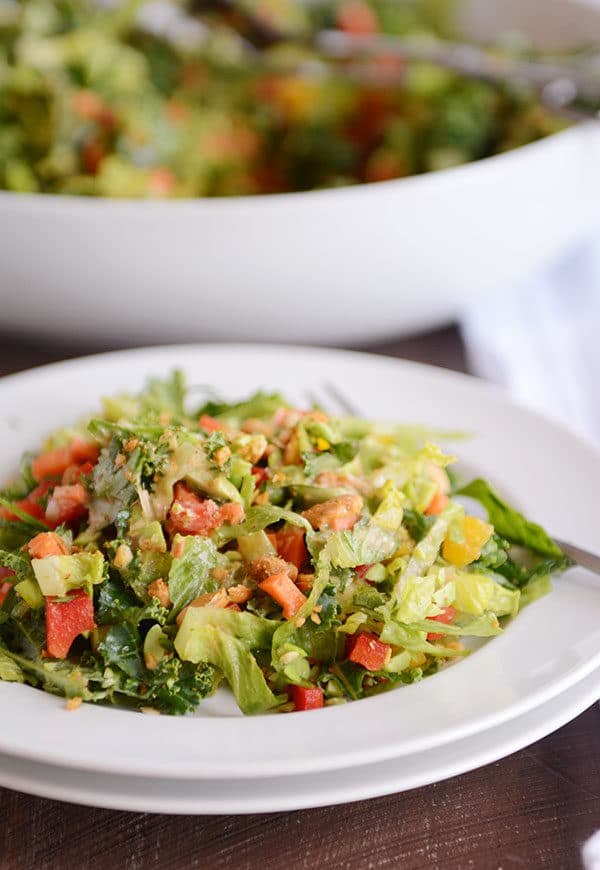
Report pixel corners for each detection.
[0,342,599,780]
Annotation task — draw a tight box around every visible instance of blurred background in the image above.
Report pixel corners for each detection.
[0,0,599,437]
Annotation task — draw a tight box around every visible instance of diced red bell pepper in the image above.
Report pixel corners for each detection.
[31,439,99,483]
[251,465,269,487]
[290,685,324,712]
[168,483,242,537]
[45,588,95,660]
[426,605,457,641]
[273,525,308,570]
[0,481,53,523]
[0,582,12,607]
[0,568,15,607]
[355,564,372,579]
[347,632,391,671]
[62,461,95,485]
[337,1,379,34]
[45,483,88,527]
[168,483,223,536]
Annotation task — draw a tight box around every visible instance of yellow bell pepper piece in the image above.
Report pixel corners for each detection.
[442,516,493,568]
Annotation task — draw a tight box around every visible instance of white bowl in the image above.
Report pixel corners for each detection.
[1,0,600,345]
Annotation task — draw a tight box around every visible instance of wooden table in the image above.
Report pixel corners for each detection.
[1,327,598,870]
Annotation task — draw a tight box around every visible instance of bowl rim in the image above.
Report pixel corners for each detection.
[0,122,591,213]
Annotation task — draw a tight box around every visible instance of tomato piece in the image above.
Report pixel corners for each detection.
[347,632,391,671]
[168,482,223,536]
[45,484,88,527]
[258,572,306,620]
[26,532,69,559]
[45,588,95,660]
[290,685,324,712]
[426,606,457,641]
[274,525,308,570]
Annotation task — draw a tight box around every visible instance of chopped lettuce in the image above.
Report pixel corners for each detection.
[167,535,218,616]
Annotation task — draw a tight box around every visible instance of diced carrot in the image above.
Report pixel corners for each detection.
[290,685,324,712]
[329,515,359,532]
[148,167,177,197]
[426,606,457,641]
[26,532,70,559]
[347,632,391,671]
[45,589,95,659]
[198,414,227,432]
[274,525,308,570]
[258,572,306,620]
[45,483,88,527]
[424,490,449,516]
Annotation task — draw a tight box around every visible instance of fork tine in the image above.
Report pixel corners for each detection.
[322,381,362,416]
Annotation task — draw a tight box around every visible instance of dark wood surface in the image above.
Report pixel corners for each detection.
[0,327,598,870]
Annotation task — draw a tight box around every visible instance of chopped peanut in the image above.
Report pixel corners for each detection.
[283,432,301,465]
[247,555,298,583]
[220,502,245,525]
[210,566,228,583]
[147,578,172,609]
[123,438,139,452]
[189,587,228,609]
[227,584,253,604]
[113,543,133,569]
[302,495,363,531]
[253,491,269,505]
[213,446,231,467]
[66,697,82,711]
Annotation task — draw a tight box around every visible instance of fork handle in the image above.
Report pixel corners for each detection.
[553,538,600,576]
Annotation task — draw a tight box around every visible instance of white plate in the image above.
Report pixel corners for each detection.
[0,345,599,781]
[1,664,598,814]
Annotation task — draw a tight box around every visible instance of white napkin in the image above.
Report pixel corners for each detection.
[460,234,600,443]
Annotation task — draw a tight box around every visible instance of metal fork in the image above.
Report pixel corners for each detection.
[307,381,600,576]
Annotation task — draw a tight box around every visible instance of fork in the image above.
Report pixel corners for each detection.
[307,381,600,576]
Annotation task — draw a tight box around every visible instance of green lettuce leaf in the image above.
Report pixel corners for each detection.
[175,624,283,715]
[167,535,218,617]
[176,607,277,651]
[453,571,520,617]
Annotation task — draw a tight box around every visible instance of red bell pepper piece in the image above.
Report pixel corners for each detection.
[0,481,53,523]
[347,632,391,671]
[0,568,15,607]
[426,606,457,641]
[45,483,88,527]
[290,685,324,712]
[45,588,95,660]
[31,439,99,482]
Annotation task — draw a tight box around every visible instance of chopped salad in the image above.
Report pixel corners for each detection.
[0,0,566,197]
[0,372,571,715]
